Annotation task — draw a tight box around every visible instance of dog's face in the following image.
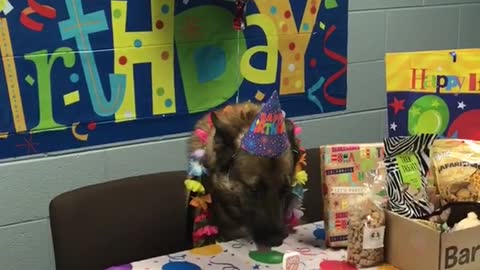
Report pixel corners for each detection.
[207,111,300,247]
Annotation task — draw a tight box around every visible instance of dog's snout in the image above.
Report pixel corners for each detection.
[253,228,288,247]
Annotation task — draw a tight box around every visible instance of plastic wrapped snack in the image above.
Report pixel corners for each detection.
[347,162,387,268]
[384,134,437,218]
[431,139,480,204]
[320,144,385,248]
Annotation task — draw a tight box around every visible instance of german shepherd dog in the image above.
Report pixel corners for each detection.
[187,101,302,247]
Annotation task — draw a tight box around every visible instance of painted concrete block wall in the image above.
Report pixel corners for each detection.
[1,1,480,269]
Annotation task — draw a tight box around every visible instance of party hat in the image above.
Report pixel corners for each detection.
[241,91,290,157]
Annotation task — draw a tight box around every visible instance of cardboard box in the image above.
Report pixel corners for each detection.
[386,211,480,270]
[320,143,385,247]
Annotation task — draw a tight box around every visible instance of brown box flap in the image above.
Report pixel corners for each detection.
[441,226,480,270]
[386,211,441,270]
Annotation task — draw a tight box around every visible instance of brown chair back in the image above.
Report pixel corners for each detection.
[49,171,190,270]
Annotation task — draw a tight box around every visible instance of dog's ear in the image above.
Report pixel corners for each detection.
[211,112,235,146]
[211,112,237,172]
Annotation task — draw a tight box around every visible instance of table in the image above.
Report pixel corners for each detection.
[106,222,398,270]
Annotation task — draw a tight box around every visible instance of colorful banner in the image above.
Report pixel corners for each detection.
[0,0,348,161]
[386,49,480,139]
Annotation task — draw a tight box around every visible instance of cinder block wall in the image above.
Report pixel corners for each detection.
[1,1,479,269]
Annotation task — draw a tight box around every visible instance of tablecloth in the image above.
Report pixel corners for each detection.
[106,222,398,270]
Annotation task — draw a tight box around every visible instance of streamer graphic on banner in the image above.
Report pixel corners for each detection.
[20,0,57,32]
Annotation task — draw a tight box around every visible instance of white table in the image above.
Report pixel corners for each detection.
[106,222,398,270]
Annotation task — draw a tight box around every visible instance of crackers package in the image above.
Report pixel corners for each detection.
[384,134,437,218]
[320,144,385,248]
[431,139,480,204]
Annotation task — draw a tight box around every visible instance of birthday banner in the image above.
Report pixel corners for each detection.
[386,49,480,139]
[0,0,347,161]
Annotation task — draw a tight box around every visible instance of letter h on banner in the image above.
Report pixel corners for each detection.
[111,0,175,122]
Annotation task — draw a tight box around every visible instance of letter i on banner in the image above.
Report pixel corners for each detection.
[255,0,321,95]
[111,0,175,123]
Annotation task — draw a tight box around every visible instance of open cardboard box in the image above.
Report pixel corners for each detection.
[385,211,480,270]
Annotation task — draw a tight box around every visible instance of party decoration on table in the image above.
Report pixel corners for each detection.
[282,251,301,270]
[249,250,284,264]
[162,262,201,270]
[319,260,357,270]
[384,134,437,218]
[320,143,385,248]
[189,243,223,256]
[386,48,480,140]
[0,0,347,162]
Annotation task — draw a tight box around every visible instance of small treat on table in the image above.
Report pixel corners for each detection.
[347,199,386,268]
[431,139,480,205]
[383,134,437,218]
[320,143,385,248]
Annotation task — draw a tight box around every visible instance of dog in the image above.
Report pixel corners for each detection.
[186,91,306,248]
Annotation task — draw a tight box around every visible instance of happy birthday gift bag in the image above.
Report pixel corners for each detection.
[385,49,480,140]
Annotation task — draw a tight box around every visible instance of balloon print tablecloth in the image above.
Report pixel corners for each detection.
[105,222,398,270]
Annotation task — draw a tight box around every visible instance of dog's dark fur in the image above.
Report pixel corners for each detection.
[188,102,301,247]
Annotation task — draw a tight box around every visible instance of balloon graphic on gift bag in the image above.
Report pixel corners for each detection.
[448,110,480,140]
[408,95,449,135]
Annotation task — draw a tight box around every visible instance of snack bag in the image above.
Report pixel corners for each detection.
[384,134,437,218]
[320,144,385,248]
[347,162,387,268]
[431,139,480,204]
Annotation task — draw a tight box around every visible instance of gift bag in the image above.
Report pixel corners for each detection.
[385,49,480,140]
[320,144,386,247]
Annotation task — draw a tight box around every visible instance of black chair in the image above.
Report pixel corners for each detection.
[49,171,190,270]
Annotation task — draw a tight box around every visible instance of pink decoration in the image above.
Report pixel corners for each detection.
[319,260,357,270]
[194,213,207,223]
[194,129,209,144]
[193,225,219,242]
[294,126,302,136]
[192,149,206,159]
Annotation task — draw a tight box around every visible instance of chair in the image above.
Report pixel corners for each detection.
[49,171,191,270]
[304,148,323,223]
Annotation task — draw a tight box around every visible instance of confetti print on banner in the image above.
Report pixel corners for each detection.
[0,0,14,15]
[71,123,89,142]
